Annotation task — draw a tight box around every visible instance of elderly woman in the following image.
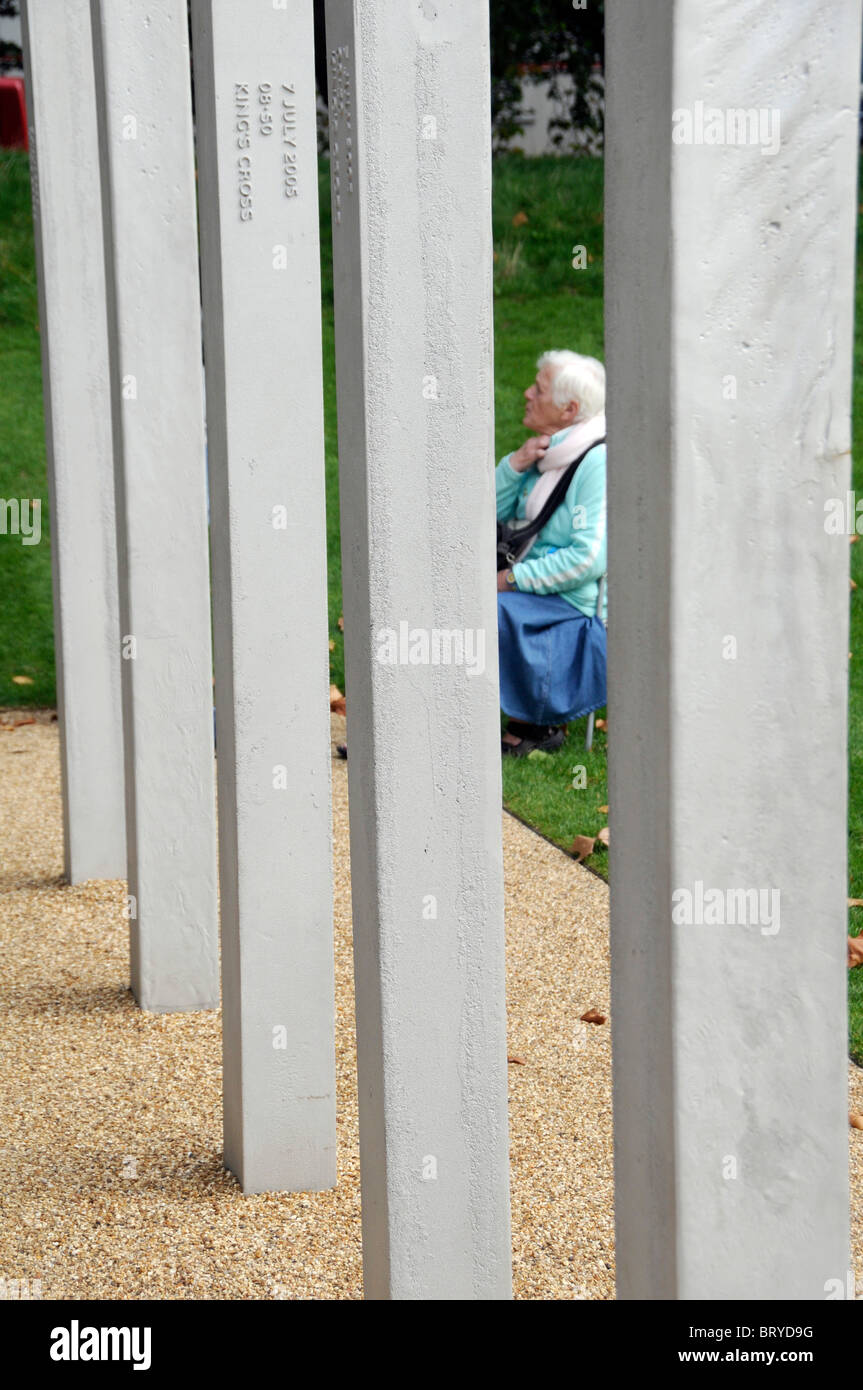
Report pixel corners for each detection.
[496,350,607,756]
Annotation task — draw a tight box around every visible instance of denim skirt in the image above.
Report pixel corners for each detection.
[497,590,606,724]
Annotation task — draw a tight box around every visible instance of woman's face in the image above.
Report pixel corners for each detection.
[523,365,576,435]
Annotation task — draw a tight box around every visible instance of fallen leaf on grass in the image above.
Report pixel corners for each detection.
[595,717,608,732]
[512,210,529,227]
[598,804,609,814]
[507,1054,526,1065]
[851,1113,863,1131]
[596,826,610,847]
[848,899,863,907]
[851,535,859,544]
[580,1009,606,1025]
[328,639,335,651]
[329,684,346,716]
[11,675,34,685]
[571,834,595,862]
[852,578,858,591]
[337,615,344,631]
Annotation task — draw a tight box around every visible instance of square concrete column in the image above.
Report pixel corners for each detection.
[90,0,219,1013]
[21,0,125,885]
[324,0,511,1299]
[190,0,336,1193]
[605,0,859,1298]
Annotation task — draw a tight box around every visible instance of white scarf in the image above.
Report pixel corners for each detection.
[523,410,607,526]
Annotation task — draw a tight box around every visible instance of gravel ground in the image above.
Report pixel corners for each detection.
[0,711,860,1300]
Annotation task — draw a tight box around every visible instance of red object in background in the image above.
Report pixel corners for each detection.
[0,77,27,150]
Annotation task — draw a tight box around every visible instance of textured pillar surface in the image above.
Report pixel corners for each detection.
[190,0,336,1193]
[325,0,511,1299]
[90,0,219,1012]
[606,0,858,1299]
[21,0,125,885]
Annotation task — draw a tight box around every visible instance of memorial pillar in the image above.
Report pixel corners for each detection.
[90,0,219,1012]
[605,0,858,1298]
[325,0,511,1299]
[190,0,336,1193]
[21,0,125,885]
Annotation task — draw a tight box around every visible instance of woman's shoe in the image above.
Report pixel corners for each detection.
[501,723,566,757]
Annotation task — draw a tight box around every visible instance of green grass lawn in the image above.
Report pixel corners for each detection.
[1,149,860,1059]
[0,153,55,707]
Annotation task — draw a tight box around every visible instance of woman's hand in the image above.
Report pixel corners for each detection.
[510,434,551,473]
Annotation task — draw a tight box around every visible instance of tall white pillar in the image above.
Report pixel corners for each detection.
[325,0,511,1299]
[190,0,336,1193]
[90,0,219,1013]
[606,0,859,1298]
[21,0,125,885]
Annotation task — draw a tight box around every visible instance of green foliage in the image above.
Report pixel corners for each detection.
[490,0,605,150]
[0,0,21,72]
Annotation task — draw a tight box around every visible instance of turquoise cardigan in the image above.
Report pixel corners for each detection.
[495,434,607,618]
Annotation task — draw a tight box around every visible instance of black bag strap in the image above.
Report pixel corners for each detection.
[512,436,606,546]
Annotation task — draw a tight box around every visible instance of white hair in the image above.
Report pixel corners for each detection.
[537,350,605,420]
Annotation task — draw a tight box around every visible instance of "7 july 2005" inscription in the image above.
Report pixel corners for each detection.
[234,79,300,222]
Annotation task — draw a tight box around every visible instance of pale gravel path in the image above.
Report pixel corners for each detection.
[0,713,860,1300]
